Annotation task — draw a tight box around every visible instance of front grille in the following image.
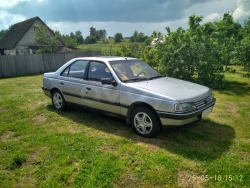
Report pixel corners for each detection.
[194,95,212,109]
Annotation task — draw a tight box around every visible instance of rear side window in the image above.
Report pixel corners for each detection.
[61,60,87,79]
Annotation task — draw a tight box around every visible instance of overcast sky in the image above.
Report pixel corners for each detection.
[0,0,249,37]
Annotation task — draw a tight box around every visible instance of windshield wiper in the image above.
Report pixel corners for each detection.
[146,75,164,80]
[123,77,148,83]
[123,75,163,82]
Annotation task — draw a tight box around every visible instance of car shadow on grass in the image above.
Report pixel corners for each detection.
[217,80,250,97]
[46,104,235,162]
[156,119,235,161]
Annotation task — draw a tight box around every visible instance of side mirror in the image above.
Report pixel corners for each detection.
[101,78,117,86]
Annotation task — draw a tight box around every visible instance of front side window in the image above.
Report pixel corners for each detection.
[61,67,69,77]
[61,60,87,79]
[110,60,161,82]
[88,61,113,81]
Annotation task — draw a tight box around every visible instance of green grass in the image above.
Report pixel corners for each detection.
[0,66,249,187]
[77,38,130,53]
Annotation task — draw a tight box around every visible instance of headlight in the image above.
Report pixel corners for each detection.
[174,103,183,112]
[181,102,196,112]
[209,90,213,99]
[175,102,196,112]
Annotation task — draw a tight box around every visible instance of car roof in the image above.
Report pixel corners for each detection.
[55,56,139,74]
[72,56,137,62]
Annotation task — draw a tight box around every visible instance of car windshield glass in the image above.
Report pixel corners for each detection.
[109,59,161,82]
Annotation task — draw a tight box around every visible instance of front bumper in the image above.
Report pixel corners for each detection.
[156,98,216,126]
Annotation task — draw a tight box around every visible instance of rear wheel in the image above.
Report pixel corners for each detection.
[131,107,161,138]
[52,90,66,111]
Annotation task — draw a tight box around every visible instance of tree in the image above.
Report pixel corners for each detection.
[237,36,250,70]
[85,36,97,44]
[51,31,77,48]
[75,30,84,44]
[0,29,8,40]
[158,14,225,88]
[114,33,123,43]
[130,31,148,42]
[98,29,107,38]
[151,30,162,38]
[236,17,250,70]
[89,27,107,39]
[90,27,97,36]
[70,32,75,38]
[188,14,203,32]
[214,12,242,68]
[130,30,138,42]
[63,36,77,47]
[33,24,61,53]
[95,33,101,41]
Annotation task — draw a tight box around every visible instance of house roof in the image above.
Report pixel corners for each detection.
[0,16,46,49]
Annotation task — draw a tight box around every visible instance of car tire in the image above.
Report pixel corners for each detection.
[52,90,66,111]
[131,106,162,138]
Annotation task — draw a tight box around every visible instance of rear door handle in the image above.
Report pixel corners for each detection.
[60,82,64,85]
[86,87,91,93]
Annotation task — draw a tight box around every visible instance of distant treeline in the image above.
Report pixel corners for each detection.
[0,29,8,40]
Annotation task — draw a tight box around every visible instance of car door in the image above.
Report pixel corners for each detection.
[59,60,88,106]
[85,61,120,114]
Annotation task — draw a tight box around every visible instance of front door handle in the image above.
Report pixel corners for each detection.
[60,82,64,85]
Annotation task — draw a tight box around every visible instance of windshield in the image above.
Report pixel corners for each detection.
[109,59,161,82]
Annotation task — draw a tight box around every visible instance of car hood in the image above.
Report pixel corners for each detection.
[125,77,210,102]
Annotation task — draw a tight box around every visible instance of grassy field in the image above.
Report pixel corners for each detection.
[77,38,130,53]
[0,66,249,187]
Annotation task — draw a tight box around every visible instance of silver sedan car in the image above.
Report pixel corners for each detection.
[42,56,216,137]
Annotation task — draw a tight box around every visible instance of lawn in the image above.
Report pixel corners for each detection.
[0,66,249,187]
[77,38,130,54]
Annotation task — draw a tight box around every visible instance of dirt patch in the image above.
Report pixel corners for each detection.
[210,101,240,123]
[32,115,47,125]
[56,123,83,134]
[131,135,161,151]
[0,107,6,112]
[87,128,116,138]
[0,131,16,142]
[135,141,161,151]
[26,88,42,92]
[21,101,48,110]
[23,147,48,167]
[114,172,142,188]
[16,175,37,188]
[24,153,42,166]
[177,169,205,188]
[97,144,118,155]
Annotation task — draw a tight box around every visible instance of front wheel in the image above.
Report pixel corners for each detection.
[52,90,66,111]
[131,107,162,138]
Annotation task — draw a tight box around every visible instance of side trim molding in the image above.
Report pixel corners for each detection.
[63,91,129,108]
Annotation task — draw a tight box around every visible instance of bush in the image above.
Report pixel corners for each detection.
[114,33,123,43]
[76,36,84,44]
[10,155,26,169]
[145,14,226,89]
[85,36,97,44]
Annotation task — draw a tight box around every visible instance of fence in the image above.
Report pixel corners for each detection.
[0,51,102,78]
